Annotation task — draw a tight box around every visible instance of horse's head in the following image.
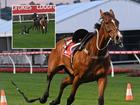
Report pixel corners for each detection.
[100,9,123,47]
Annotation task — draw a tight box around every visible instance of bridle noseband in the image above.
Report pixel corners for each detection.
[96,29,111,51]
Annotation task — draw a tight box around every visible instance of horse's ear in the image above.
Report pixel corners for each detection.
[110,9,115,18]
[100,9,104,17]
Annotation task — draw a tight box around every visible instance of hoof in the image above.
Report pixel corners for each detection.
[39,93,49,104]
[39,97,47,104]
[49,100,60,105]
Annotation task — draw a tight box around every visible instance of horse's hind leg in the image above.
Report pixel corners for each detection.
[50,76,73,105]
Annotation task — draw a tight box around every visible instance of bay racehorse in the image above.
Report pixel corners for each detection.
[40,16,48,34]
[12,9,123,105]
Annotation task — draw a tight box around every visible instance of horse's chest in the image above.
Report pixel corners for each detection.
[81,60,107,80]
[81,68,105,82]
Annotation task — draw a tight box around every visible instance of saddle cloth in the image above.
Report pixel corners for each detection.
[63,38,80,58]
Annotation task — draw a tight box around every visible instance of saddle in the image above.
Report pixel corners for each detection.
[72,29,93,50]
[63,32,93,58]
[63,33,93,68]
[63,37,80,58]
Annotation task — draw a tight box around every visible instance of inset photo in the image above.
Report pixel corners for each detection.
[0,6,12,38]
[12,5,55,49]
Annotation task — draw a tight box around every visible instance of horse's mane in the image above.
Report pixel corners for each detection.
[94,23,101,30]
[104,12,112,16]
[93,11,114,31]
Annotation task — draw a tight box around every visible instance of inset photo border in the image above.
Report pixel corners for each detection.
[12,5,56,49]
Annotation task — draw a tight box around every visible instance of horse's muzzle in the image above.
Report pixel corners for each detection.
[115,35,124,48]
[117,41,124,48]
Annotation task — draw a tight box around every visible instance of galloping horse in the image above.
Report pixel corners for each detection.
[40,16,48,34]
[12,9,123,105]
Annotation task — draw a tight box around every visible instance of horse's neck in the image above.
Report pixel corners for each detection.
[41,18,45,22]
[87,27,108,56]
[40,18,47,25]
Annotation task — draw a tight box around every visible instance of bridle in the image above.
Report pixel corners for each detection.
[96,29,111,51]
[83,18,117,59]
[96,18,118,51]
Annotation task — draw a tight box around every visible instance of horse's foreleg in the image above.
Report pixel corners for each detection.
[67,76,80,105]
[39,72,54,103]
[50,76,73,105]
[41,28,44,34]
[97,77,107,105]
[46,27,47,33]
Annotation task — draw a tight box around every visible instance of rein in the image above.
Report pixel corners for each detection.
[96,29,111,51]
[70,28,112,65]
[83,29,112,59]
[83,48,109,60]
[11,80,40,103]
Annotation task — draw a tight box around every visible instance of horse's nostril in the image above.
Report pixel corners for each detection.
[116,36,119,40]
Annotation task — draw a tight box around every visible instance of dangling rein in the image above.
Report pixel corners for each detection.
[11,80,40,103]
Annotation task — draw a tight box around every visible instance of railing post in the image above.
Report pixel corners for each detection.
[110,60,114,77]
[8,55,16,74]
[133,54,140,63]
[25,55,33,74]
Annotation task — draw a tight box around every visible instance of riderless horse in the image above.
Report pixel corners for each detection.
[12,9,123,105]
[40,16,48,34]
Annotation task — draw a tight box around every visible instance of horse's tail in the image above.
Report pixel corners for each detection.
[11,80,40,103]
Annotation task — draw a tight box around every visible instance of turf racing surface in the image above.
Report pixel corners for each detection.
[13,20,55,49]
[1,73,140,105]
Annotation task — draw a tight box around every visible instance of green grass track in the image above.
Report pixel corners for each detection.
[0,73,140,105]
[13,20,55,49]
